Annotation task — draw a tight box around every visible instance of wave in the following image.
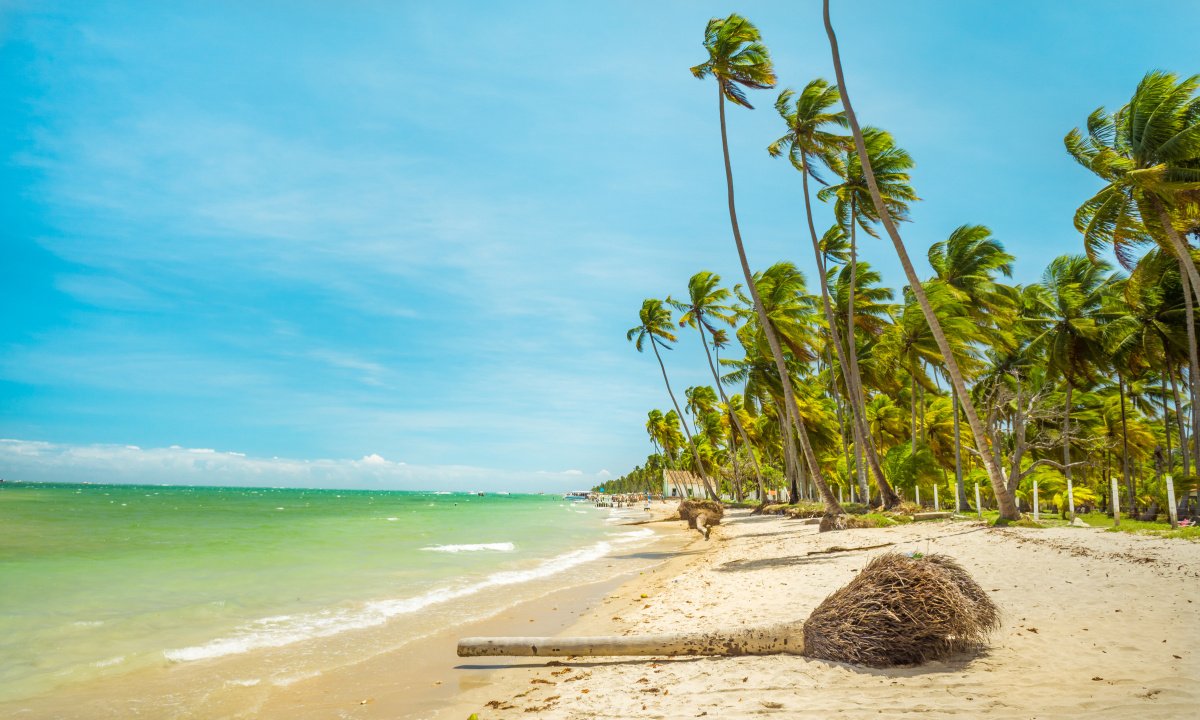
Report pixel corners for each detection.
[607,528,654,544]
[164,541,612,663]
[421,542,515,553]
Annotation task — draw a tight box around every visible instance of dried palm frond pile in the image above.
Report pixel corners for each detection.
[677,499,724,539]
[801,552,999,667]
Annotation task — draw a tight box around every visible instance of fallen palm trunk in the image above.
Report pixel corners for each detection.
[458,553,998,668]
[458,622,801,658]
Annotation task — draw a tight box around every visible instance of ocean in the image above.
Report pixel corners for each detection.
[0,482,658,711]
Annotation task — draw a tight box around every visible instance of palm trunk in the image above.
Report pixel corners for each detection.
[649,336,717,500]
[1171,367,1190,478]
[716,83,844,517]
[1163,369,1174,476]
[823,0,1018,520]
[953,390,966,511]
[1180,263,1200,474]
[698,322,765,500]
[780,409,800,504]
[1119,374,1134,514]
[1063,380,1076,518]
[800,156,899,509]
[845,215,873,504]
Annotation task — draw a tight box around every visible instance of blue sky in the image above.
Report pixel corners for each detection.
[3,1,1198,490]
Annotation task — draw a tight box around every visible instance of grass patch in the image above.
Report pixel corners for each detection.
[761,501,826,519]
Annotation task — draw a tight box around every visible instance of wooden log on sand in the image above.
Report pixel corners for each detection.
[459,553,999,668]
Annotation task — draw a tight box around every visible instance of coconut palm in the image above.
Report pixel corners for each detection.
[928,224,1017,509]
[692,14,845,520]
[822,0,1020,519]
[768,80,900,509]
[1066,71,1200,471]
[1025,255,1116,517]
[627,299,718,500]
[670,271,767,500]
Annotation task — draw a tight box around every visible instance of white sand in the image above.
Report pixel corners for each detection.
[447,511,1200,719]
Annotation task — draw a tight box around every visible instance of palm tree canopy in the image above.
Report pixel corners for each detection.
[1066,71,1200,266]
[670,271,736,335]
[626,299,677,352]
[817,126,918,238]
[1025,254,1118,386]
[766,78,847,184]
[690,14,776,109]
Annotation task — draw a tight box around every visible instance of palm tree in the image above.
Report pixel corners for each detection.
[768,80,900,509]
[670,271,767,500]
[1066,71,1200,471]
[822,0,1020,520]
[818,127,917,504]
[1026,255,1115,517]
[928,224,1016,510]
[627,299,717,500]
[692,14,845,520]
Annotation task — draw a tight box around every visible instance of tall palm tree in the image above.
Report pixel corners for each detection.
[823,0,1020,519]
[818,127,917,504]
[928,224,1016,510]
[1066,71,1200,471]
[627,299,717,500]
[670,271,767,500]
[1026,255,1115,517]
[692,13,845,520]
[768,80,900,509]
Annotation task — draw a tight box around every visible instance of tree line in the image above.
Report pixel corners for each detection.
[603,7,1200,525]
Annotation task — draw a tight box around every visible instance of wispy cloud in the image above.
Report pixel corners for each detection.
[0,439,606,492]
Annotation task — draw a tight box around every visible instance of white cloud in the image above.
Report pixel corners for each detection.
[0,438,606,493]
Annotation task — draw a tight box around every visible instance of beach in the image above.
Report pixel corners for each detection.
[443,510,1200,719]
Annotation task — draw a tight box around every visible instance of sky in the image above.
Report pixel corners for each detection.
[3,1,1199,491]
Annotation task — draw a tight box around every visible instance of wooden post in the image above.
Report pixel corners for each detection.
[1111,476,1120,527]
[1033,480,1039,522]
[458,623,805,658]
[933,484,939,512]
[974,483,982,519]
[1166,474,1179,529]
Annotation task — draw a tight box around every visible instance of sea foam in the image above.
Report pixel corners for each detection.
[421,542,515,553]
[164,541,611,663]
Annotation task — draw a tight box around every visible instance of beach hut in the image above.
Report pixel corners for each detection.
[662,469,706,499]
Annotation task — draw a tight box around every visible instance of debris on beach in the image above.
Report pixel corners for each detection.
[458,552,999,667]
[677,499,724,540]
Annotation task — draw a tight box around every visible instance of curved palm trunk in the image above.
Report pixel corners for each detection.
[1063,380,1076,518]
[823,0,1018,520]
[697,322,766,500]
[1170,367,1191,478]
[1119,374,1134,514]
[953,391,966,511]
[1178,260,1200,474]
[648,336,717,500]
[800,157,900,508]
[716,84,844,517]
[845,210,873,504]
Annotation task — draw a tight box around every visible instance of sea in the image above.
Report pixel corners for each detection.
[0,482,660,713]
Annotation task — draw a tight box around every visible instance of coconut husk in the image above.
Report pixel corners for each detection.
[678,499,725,540]
[801,552,999,667]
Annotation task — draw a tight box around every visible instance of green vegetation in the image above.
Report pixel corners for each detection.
[607,12,1200,533]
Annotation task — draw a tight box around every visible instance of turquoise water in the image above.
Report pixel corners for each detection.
[0,482,643,703]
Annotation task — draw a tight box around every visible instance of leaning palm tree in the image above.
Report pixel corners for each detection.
[768,80,899,509]
[822,0,1020,519]
[1065,71,1200,472]
[627,299,717,500]
[818,127,917,504]
[670,271,767,501]
[692,14,844,520]
[928,224,1017,510]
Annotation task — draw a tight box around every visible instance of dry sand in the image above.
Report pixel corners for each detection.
[446,510,1200,719]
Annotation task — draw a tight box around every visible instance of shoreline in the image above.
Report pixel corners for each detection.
[445,509,1200,719]
[0,500,692,719]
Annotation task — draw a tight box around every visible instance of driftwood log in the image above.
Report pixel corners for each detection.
[458,553,998,668]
